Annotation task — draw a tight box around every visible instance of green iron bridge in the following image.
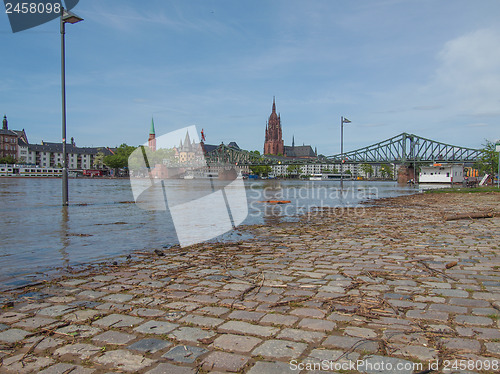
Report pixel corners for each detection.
[205,133,483,166]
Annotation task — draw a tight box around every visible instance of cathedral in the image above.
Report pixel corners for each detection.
[263,97,284,155]
[263,98,316,158]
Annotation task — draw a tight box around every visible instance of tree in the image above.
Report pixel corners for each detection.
[104,144,137,175]
[249,165,271,177]
[359,163,373,178]
[379,164,393,179]
[474,140,499,176]
[93,151,106,169]
[148,148,177,166]
[287,164,302,177]
[0,156,16,164]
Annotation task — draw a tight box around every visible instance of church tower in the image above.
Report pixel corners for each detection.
[263,97,284,155]
[148,117,156,151]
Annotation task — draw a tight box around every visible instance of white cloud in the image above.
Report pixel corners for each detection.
[433,28,500,116]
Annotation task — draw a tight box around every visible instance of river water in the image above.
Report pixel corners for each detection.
[0,178,419,290]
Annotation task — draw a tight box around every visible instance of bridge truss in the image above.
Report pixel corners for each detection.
[326,133,482,164]
[204,133,483,166]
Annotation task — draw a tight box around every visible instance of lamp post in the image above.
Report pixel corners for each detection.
[61,7,83,206]
[340,116,351,190]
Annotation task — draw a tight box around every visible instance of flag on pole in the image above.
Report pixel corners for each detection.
[343,117,351,123]
[201,129,206,142]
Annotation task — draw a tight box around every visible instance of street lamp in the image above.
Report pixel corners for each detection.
[340,116,351,189]
[61,7,83,206]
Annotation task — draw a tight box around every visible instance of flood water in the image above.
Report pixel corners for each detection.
[0,178,419,290]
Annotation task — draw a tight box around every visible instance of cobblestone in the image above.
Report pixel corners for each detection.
[54,343,101,359]
[0,328,30,343]
[252,339,307,359]
[93,313,143,328]
[180,314,225,328]
[1,354,54,373]
[0,192,498,373]
[298,317,336,331]
[218,320,279,337]
[92,330,136,345]
[455,315,493,326]
[212,333,262,352]
[260,313,298,326]
[95,349,155,371]
[127,338,171,353]
[277,327,325,343]
[38,363,96,374]
[145,363,196,374]
[322,335,379,353]
[134,320,178,334]
[162,344,208,363]
[201,351,250,372]
[247,361,296,374]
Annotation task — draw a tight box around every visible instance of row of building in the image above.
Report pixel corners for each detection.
[0,115,113,170]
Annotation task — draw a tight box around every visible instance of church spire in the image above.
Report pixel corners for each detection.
[272,96,276,113]
[292,135,295,148]
[149,117,155,135]
[148,117,156,151]
[184,131,191,150]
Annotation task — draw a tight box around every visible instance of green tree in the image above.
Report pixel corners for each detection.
[93,151,106,169]
[359,163,373,178]
[148,148,177,166]
[0,156,16,164]
[287,164,302,177]
[474,140,499,176]
[379,164,393,179]
[249,165,272,177]
[104,144,137,175]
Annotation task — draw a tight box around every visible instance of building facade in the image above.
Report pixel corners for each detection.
[18,139,113,170]
[0,116,22,160]
[271,163,358,177]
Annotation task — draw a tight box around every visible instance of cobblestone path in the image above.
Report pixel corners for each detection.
[0,192,499,373]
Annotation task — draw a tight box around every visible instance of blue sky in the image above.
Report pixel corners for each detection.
[1,0,499,155]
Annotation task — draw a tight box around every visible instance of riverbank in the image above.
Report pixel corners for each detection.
[0,191,499,373]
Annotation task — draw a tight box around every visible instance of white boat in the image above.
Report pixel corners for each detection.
[0,164,63,177]
[183,171,219,179]
[309,174,322,181]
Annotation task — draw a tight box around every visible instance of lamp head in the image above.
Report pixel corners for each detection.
[62,9,83,24]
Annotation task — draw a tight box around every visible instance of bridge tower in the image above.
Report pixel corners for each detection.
[264,97,284,155]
